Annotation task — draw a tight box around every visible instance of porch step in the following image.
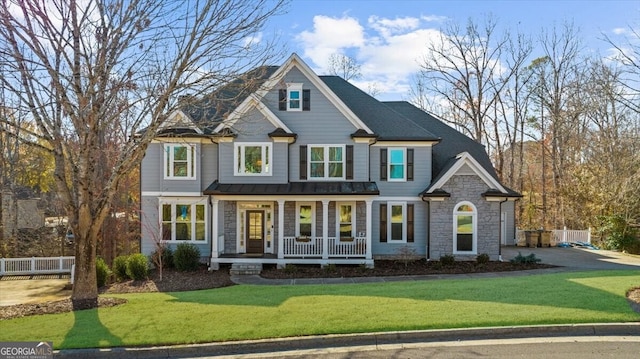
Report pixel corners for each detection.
[230,263,262,276]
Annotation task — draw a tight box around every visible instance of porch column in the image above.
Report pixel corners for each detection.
[322,199,329,260]
[210,199,220,270]
[277,199,285,260]
[365,199,373,260]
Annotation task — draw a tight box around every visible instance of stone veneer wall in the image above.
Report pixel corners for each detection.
[223,201,237,254]
[429,175,501,261]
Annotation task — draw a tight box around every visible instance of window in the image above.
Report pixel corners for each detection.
[454,202,477,254]
[389,148,406,181]
[161,200,206,242]
[296,202,315,238]
[288,83,302,110]
[279,85,310,111]
[234,143,272,176]
[309,145,344,180]
[337,203,355,240]
[380,148,413,181]
[164,144,196,179]
[380,202,414,243]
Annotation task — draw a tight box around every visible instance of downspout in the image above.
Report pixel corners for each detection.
[421,196,430,261]
[499,198,508,262]
[208,195,213,270]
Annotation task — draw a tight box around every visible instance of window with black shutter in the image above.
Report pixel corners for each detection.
[380,203,387,242]
[380,148,387,181]
[407,148,414,181]
[346,145,353,180]
[299,145,307,180]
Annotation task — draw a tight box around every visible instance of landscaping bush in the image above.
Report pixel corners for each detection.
[112,255,130,281]
[596,214,640,253]
[96,257,111,287]
[440,254,455,266]
[126,253,149,280]
[510,252,541,264]
[173,243,201,271]
[476,253,490,265]
[151,247,174,269]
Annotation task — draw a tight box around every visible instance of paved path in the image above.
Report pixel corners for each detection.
[0,274,71,306]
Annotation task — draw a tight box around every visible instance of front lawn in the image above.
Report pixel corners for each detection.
[0,270,638,349]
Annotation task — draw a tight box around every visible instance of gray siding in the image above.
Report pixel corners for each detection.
[370,200,427,257]
[260,67,370,182]
[370,145,433,196]
[200,143,218,191]
[429,175,501,261]
[141,142,203,193]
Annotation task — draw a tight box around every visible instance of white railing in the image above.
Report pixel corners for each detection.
[283,237,323,257]
[0,256,75,275]
[282,237,368,258]
[516,228,591,247]
[328,237,366,257]
[552,227,591,245]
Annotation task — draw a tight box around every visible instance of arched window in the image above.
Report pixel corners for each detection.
[453,202,477,254]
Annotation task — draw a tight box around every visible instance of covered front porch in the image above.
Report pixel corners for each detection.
[204,181,379,269]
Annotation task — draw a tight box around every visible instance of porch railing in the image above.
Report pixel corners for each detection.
[0,256,75,275]
[282,237,367,258]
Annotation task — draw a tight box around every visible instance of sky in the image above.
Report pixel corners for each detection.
[264,0,639,101]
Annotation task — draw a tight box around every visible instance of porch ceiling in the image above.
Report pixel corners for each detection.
[203,181,379,196]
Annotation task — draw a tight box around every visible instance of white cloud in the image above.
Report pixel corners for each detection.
[368,15,420,38]
[612,27,628,35]
[296,15,365,70]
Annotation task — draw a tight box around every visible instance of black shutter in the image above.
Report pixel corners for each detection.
[302,89,310,111]
[407,148,414,181]
[299,145,307,180]
[279,89,287,111]
[380,148,387,181]
[407,204,414,242]
[346,145,353,180]
[380,203,387,242]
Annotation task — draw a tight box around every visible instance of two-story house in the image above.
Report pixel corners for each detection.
[140,53,521,271]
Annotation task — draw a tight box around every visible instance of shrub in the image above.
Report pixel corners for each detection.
[476,253,490,265]
[394,245,418,268]
[174,243,201,271]
[324,263,337,273]
[151,247,174,269]
[126,253,149,280]
[283,264,298,274]
[510,252,541,264]
[596,214,640,253]
[440,254,455,266]
[112,255,130,281]
[96,257,111,287]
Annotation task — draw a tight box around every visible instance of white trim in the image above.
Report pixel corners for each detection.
[453,201,477,254]
[233,142,273,176]
[308,144,346,180]
[159,197,208,243]
[286,83,303,111]
[387,201,407,243]
[375,196,422,202]
[214,94,293,134]
[427,152,506,193]
[296,202,316,238]
[151,137,209,144]
[232,53,374,134]
[159,110,203,134]
[142,192,203,197]
[163,143,197,180]
[387,147,407,182]
[372,141,436,147]
[336,202,356,240]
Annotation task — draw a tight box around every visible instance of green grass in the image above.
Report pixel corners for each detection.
[1,270,638,349]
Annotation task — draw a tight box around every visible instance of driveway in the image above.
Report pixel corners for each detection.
[0,275,71,306]
[501,246,640,270]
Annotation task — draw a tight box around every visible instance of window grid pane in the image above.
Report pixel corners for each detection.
[391,205,403,241]
[389,149,405,179]
[299,205,312,236]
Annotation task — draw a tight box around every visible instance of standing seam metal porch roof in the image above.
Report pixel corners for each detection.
[203,181,379,196]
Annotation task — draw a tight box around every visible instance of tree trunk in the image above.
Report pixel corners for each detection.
[71,231,98,309]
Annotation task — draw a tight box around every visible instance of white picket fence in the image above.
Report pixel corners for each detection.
[0,256,75,275]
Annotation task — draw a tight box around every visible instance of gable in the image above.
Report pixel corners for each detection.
[427,152,507,194]
[158,110,203,135]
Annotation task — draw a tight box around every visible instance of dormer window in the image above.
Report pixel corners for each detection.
[279,84,310,111]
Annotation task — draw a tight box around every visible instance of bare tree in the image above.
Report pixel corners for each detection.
[417,15,518,147]
[327,53,361,81]
[0,0,285,308]
[601,24,640,114]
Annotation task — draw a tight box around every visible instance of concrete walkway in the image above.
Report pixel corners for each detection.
[0,274,71,306]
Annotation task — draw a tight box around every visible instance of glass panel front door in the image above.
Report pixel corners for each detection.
[246,210,264,254]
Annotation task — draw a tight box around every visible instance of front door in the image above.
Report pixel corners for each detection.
[246,210,265,254]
